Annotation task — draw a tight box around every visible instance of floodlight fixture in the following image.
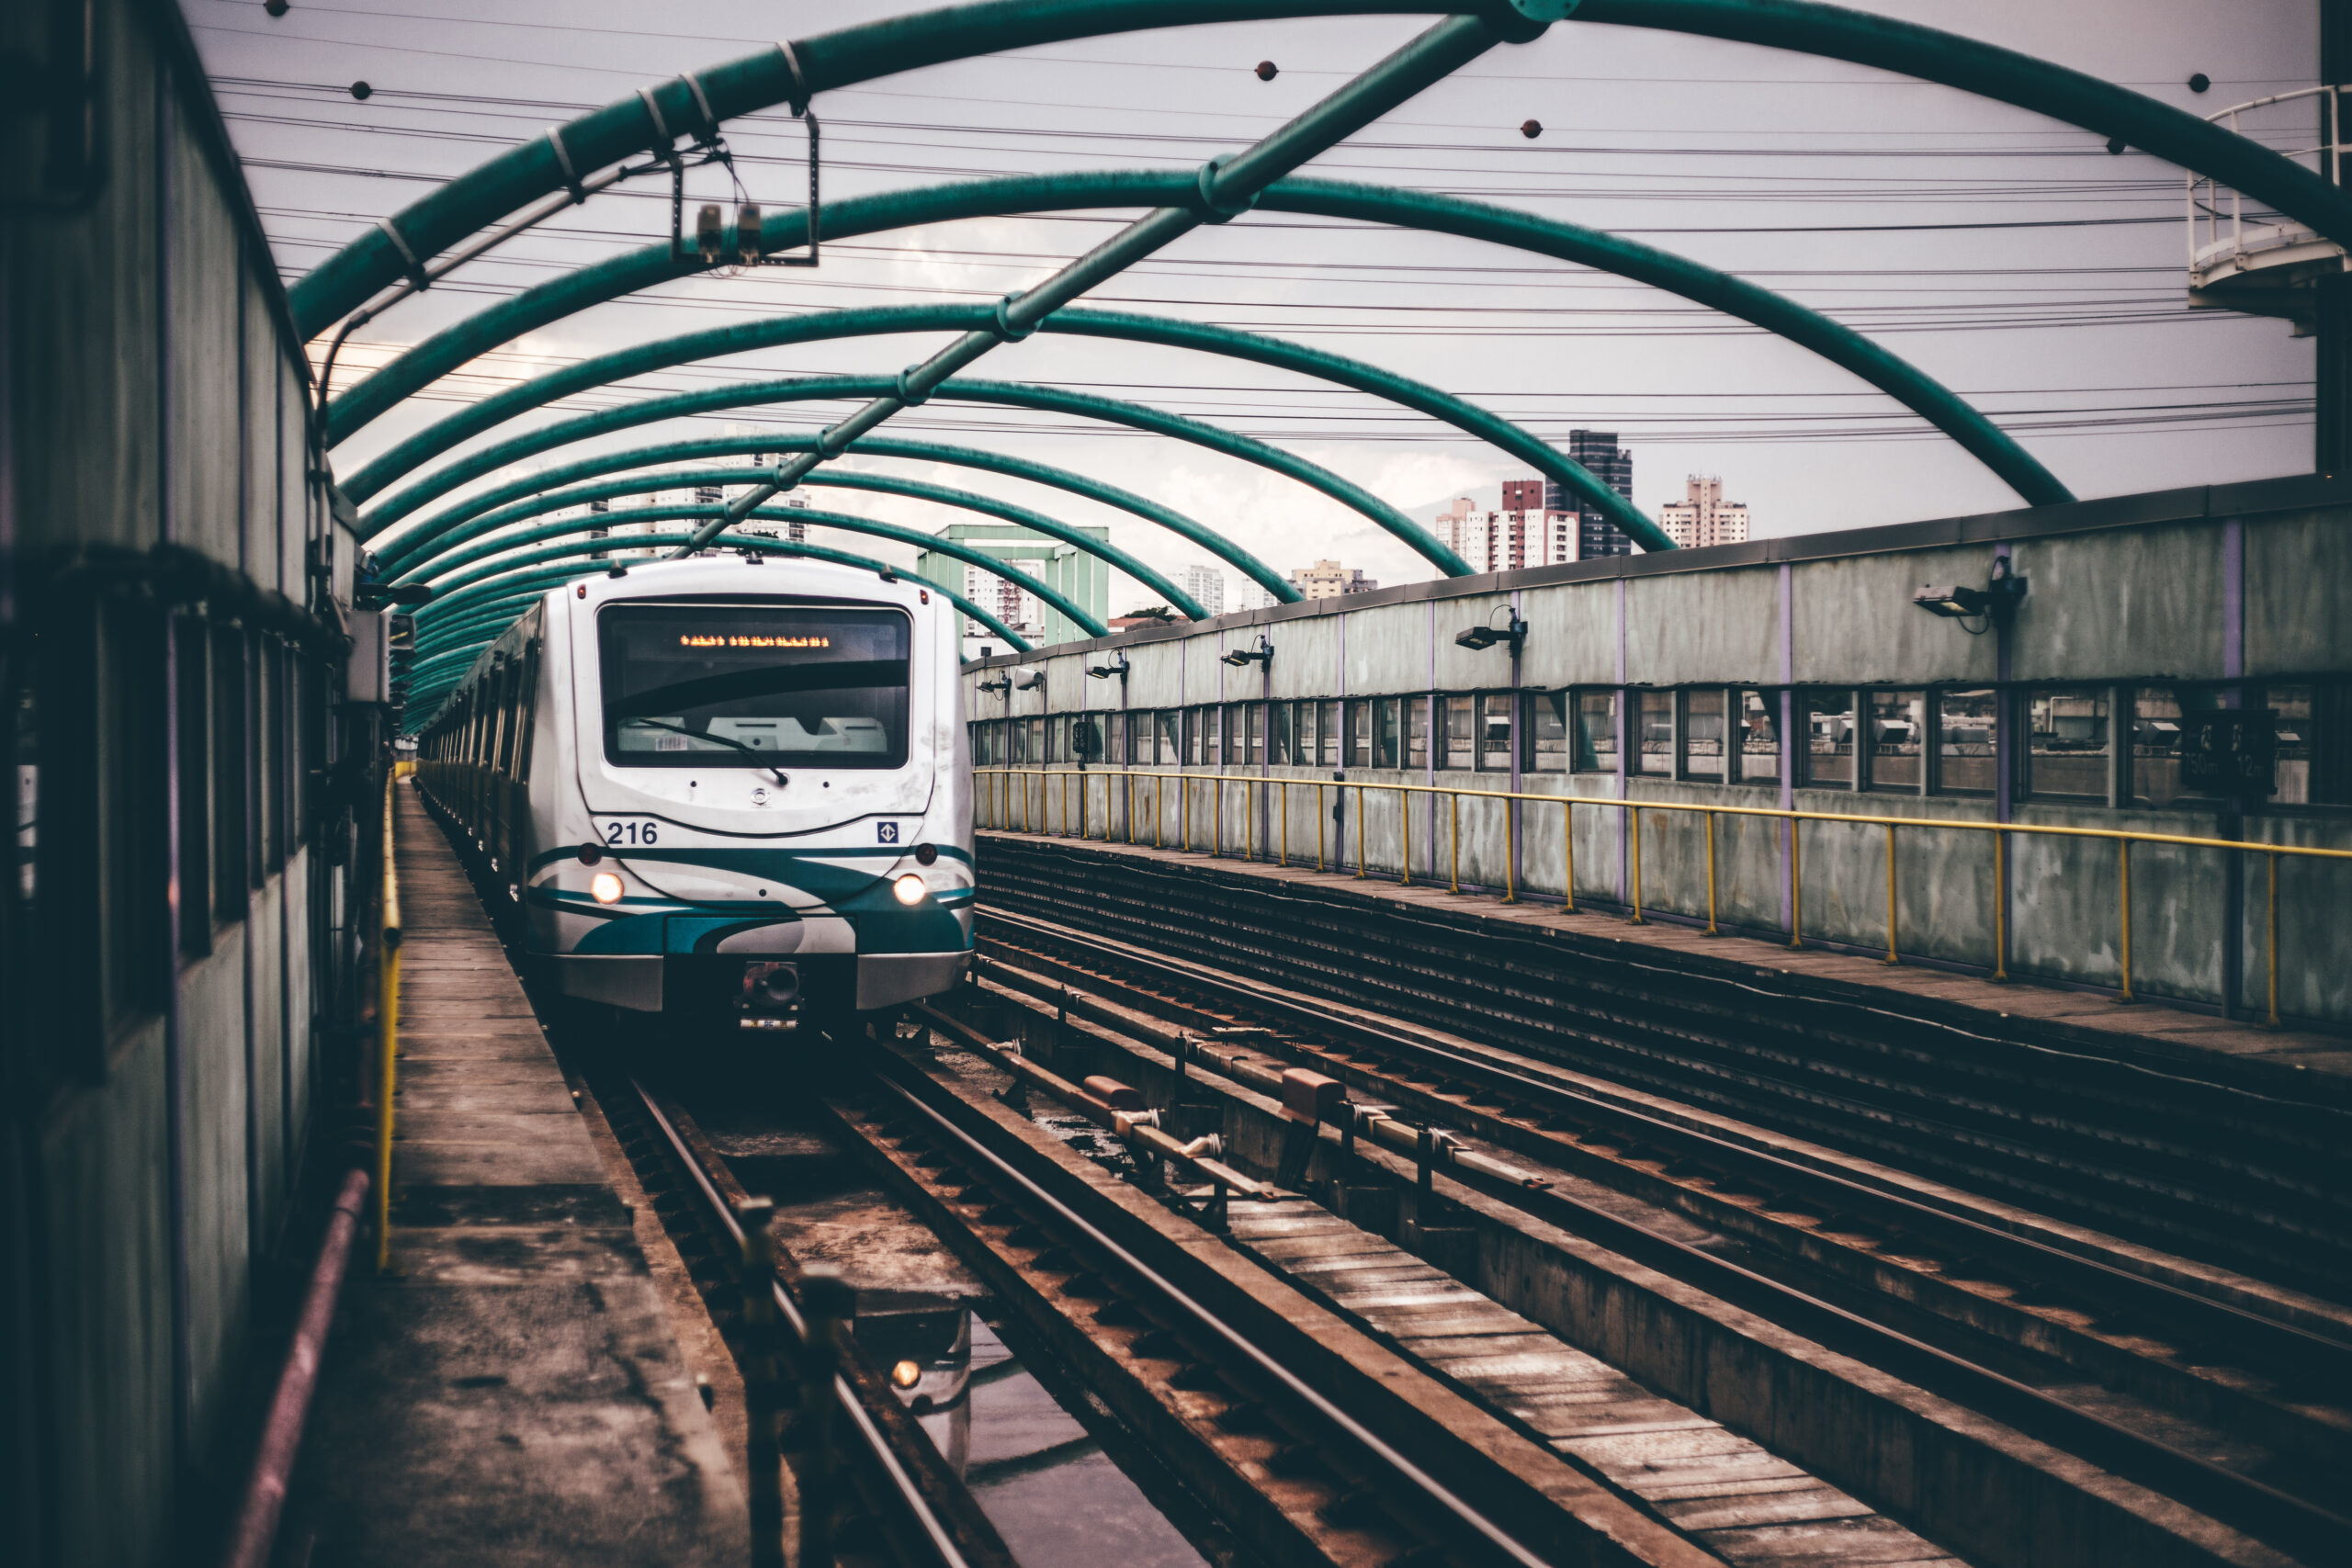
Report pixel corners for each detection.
[1455,612,1527,653]
[1913,558,2026,628]
[1014,668,1046,691]
[1219,636,1273,670]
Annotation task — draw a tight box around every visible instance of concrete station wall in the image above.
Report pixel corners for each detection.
[2,5,357,1565]
[968,479,2352,1029]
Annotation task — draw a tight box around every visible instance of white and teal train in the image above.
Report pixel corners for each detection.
[415,554,974,1031]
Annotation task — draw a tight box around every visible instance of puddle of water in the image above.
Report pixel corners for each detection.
[907,1316,1204,1568]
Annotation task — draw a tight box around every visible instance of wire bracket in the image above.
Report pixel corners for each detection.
[376,217,429,291]
[543,126,586,205]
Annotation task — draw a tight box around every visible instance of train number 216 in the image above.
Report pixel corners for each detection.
[602,820,660,846]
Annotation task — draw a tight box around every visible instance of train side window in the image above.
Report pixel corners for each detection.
[515,645,542,783]
[102,603,170,1035]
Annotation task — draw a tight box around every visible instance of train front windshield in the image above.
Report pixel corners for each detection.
[599,604,910,770]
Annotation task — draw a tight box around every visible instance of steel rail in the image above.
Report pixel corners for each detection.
[627,1077,972,1568]
[289,1,2352,341]
[368,432,1250,602]
[978,908,2352,1389]
[865,1067,1554,1568]
[959,917,2352,1564]
[386,466,1205,621]
[334,179,2064,513]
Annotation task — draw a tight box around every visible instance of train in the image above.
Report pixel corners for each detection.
[415,553,975,1032]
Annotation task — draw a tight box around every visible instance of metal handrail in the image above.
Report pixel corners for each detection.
[976,765,2351,1028]
[375,771,404,1272]
[2187,85,2349,267]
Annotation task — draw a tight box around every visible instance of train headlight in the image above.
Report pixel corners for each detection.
[891,1359,922,1389]
[891,873,927,906]
[590,872,625,905]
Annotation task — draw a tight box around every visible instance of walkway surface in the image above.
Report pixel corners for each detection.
[281,780,744,1567]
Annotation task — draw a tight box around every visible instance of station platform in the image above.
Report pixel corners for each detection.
[976,829,2352,1096]
[278,782,743,1567]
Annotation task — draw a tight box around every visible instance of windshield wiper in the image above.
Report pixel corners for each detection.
[625,718,787,784]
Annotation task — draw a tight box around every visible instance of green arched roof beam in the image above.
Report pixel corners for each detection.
[330,176,2060,506]
[409,536,1028,663]
[386,465,1207,620]
[402,536,1034,724]
[345,364,1473,576]
[368,434,1274,601]
[293,0,2352,340]
[413,504,1107,637]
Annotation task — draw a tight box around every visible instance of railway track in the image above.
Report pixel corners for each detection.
[581,1051,1012,1568]
[951,905,2352,1568]
[976,838,2352,1303]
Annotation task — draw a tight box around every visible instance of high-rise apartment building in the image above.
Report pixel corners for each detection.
[1500,478,1544,513]
[1544,431,1637,558]
[1437,491,1577,573]
[1657,475,1750,549]
[1181,563,1225,616]
[1290,559,1377,599]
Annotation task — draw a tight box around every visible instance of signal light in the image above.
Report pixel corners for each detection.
[696,204,724,264]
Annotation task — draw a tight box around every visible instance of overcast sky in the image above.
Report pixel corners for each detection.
[194,0,2322,611]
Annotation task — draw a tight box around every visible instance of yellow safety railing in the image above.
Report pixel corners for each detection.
[375,772,403,1272]
[977,766,2352,1028]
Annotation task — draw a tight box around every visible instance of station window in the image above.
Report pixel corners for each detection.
[1524,691,1568,773]
[1633,690,1674,776]
[1478,694,1513,772]
[1269,701,1293,766]
[1026,717,1044,764]
[1317,701,1340,767]
[1681,689,1725,781]
[1249,703,1267,766]
[1045,716,1061,764]
[1573,690,1618,773]
[1865,689,1926,793]
[1735,689,1780,784]
[2265,683,2349,806]
[175,619,212,958]
[2128,685,2218,807]
[1372,697,1399,768]
[2024,687,2110,801]
[212,625,250,923]
[1156,709,1182,767]
[1406,696,1430,770]
[1442,694,1475,771]
[1933,689,1996,795]
[1350,699,1372,768]
[1186,706,1204,766]
[1799,690,1855,788]
[1072,714,1103,763]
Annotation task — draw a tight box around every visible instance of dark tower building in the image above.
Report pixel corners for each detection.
[1544,430,1636,558]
